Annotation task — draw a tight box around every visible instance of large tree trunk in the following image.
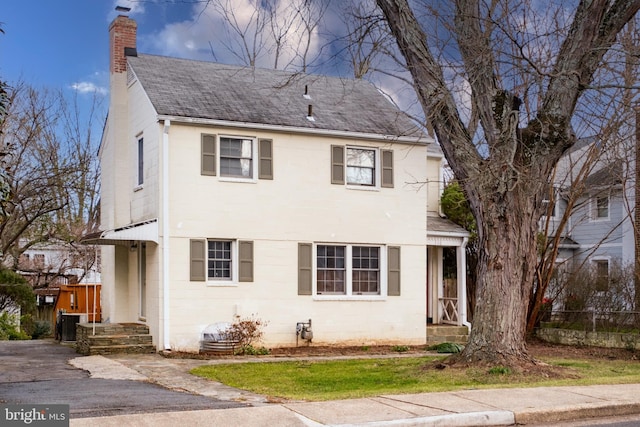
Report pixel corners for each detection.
[460,190,539,364]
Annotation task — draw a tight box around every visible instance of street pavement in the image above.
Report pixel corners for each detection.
[4,340,640,426]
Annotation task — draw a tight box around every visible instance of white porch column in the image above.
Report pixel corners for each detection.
[457,237,469,329]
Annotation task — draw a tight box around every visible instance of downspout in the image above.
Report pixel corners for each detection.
[162,120,171,350]
[458,237,471,332]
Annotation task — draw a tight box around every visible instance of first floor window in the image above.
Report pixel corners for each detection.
[317,244,380,295]
[190,239,253,283]
[594,259,609,292]
[208,240,232,280]
[220,137,253,178]
[317,245,346,293]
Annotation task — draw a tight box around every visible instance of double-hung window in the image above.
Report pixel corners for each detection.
[201,134,273,181]
[190,239,254,284]
[220,137,253,178]
[593,259,609,292]
[208,240,232,280]
[316,244,381,296]
[331,145,393,188]
[346,148,375,186]
[594,195,609,219]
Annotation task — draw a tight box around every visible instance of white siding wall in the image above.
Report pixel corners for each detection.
[164,125,428,350]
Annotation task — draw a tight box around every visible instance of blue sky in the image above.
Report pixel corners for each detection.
[1,1,198,95]
[0,1,418,116]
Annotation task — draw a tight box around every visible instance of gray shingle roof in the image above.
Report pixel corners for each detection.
[127,54,424,139]
[427,216,470,236]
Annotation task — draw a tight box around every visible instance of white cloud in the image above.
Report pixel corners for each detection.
[70,81,108,96]
[143,0,328,70]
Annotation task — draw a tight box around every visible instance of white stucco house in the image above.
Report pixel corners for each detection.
[84,14,468,352]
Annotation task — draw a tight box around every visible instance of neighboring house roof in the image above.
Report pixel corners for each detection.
[584,160,623,188]
[427,216,470,237]
[127,54,425,140]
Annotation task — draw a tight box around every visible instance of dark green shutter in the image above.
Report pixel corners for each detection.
[298,243,313,295]
[201,134,216,176]
[388,246,401,296]
[381,150,394,188]
[190,239,206,281]
[238,241,254,282]
[331,145,345,184]
[258,139,273,180]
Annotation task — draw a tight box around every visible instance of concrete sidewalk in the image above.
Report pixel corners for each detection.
[68,353,640,426]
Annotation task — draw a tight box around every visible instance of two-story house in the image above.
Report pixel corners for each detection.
[84,14,468,352]
[541,135,635,306]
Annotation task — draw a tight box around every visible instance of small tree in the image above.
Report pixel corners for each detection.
[441,181,478,320]
[0,268,35,314]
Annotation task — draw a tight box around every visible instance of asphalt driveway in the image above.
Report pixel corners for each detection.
[0,340,248,419]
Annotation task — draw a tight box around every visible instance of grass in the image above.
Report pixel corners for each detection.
[190,356,640,401]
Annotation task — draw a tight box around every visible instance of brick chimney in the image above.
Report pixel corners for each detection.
[109,15,137,74]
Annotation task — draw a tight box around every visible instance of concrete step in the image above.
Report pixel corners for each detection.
[84,334,153,346]
[83,343,156,356]
[427,325,469,335]
[426,335,469,344]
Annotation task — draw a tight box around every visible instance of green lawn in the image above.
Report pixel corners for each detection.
[190,356,640,401]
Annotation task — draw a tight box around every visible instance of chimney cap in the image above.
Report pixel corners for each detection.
[115,5,131,12]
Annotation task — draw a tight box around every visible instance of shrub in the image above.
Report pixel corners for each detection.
[0,312,30,340]
[392,345,410,352]
[225,315,268,355]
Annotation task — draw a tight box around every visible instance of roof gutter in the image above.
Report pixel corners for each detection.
[157,115,431,145]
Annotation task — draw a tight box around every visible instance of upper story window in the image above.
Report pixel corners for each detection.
[346,148,375,186]
[137,137,144,186]
[542,185,556,217]
[201,134,273,181]
[331,145,394,189]
[220,137,253,178]
[591,194,609,220]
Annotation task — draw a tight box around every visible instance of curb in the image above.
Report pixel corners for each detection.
[514,401,640,425]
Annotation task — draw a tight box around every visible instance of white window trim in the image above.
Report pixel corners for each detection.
[313,243,387,301]
[206,239,239,287]
[589,194,610,222]
[345,146,381,191]
[218,134,258,183]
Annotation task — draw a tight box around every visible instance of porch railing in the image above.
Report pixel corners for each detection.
[439,297,459,324]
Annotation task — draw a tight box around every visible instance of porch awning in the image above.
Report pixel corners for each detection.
[427,216,470,247]
[81,219,158,246]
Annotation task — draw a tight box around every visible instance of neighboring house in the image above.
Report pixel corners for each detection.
[17,241,101,327]
[541,136,635,305]
[84,14,468,352]
[17,241,101,288]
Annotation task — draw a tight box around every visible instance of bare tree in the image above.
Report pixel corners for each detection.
[0,82,101,287]
[204,0,327,71]
[375,0,640,366]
